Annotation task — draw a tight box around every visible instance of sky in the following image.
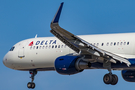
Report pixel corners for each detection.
[0,0,135,90]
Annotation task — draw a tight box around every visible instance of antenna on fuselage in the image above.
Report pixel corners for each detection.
[35,34,37,38]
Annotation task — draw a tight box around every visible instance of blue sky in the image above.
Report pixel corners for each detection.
[0,0,135,90]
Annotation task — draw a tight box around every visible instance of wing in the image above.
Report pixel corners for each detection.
[50,2,131,67]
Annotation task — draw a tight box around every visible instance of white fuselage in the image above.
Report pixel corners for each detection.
[3,33,135,71]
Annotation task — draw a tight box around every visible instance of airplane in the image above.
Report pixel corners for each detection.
[3,2,135,89]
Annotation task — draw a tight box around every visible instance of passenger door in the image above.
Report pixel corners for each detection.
[18,41,28,58]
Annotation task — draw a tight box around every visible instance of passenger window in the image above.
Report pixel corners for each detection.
[52,45,54,48]
[124,42,126,45]
[127,42,129,45]
[33,46,35,49]
[114,42,116,46]
[49,45,51,49]
[46,46,48,49]
[36,46,38,49]
[30,46,32,49]
[55,45,57,48]
[39,46,42,49]
[101,43,104,46]
[58,45,60,48]
[65,45,67,48]
[97,43,99,46]
[43,46,45,49]
[106,42,109,46]
[120,42,123,45]
[61,45,63,48]
[110,42,113,46]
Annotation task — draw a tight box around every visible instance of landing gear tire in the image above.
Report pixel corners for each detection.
[27,70,37,89]
[103,74,118,85]
[111,74,118,85]
[103,73,112,84]
[27,82,35,89]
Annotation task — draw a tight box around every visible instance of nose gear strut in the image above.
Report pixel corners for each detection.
[27,70,37,89]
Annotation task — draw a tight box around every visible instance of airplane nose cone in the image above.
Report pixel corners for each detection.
[3,57,6,66]
[3,53,8,67]
[3,52,15,69]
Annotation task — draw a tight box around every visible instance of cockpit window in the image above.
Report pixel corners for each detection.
[10,46,15,51]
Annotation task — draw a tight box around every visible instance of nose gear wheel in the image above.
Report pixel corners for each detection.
[27,82,35,89]
[27,70,37,89]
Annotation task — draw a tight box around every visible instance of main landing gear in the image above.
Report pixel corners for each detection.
[27,70,37,89]
[103,73,118,85]
[103,60,118,85]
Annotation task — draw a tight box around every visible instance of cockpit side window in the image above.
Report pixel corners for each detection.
[9,46,15,51]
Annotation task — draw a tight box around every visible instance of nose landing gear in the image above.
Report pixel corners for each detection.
[27,70,37,89]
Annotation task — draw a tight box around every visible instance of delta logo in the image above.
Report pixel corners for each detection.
[28,40,57,46]
[29,41,33,46]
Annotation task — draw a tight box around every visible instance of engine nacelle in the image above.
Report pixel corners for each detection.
[55,55,90,75]
[121,70,135,82]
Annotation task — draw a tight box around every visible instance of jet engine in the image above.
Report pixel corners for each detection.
[121,70,135,82]
[55,55,90,75]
